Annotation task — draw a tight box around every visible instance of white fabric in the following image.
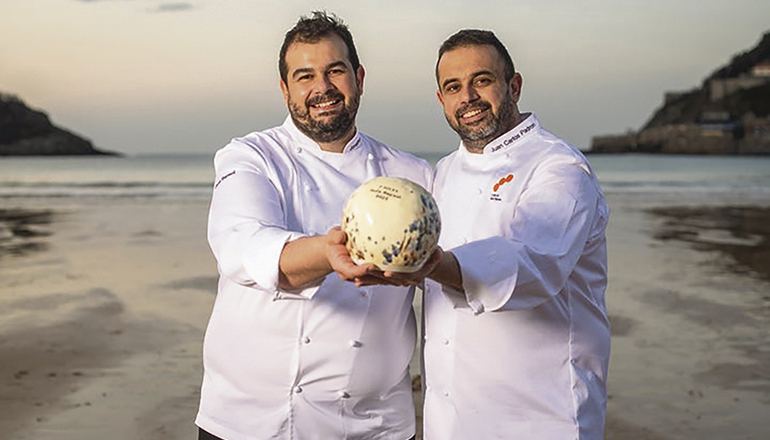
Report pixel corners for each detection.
[423,114,611,440]
[196,117,432,440]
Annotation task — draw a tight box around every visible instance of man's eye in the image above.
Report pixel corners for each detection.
[444,84,460,93]
[475,77,492,86]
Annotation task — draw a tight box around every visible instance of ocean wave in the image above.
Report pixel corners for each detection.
[600,181,770,195]
[0,181,213,199]
[0,181,211,188]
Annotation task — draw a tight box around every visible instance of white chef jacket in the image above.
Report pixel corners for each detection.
[423,114,610,440]
[196,117,432,440]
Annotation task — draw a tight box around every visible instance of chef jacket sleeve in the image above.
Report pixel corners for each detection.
[207,145,319,299]
[448,161,602,313]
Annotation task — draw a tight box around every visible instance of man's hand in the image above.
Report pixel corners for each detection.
[325,227,377,282]
[325,228,453,289]
[357,247,464,293]
[354,247,444,287]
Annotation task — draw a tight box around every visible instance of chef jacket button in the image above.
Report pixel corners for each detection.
[461,238,468,244]
[338,391,350,399]
[443,390,450,397]
[367,153,375,161]
[303,336,311,344]
[293,386,303,394]
[442,338,449,345]
[349,340,362,348]
[477,188,483,195]
[359,289,368,297]
[295,147,302,154]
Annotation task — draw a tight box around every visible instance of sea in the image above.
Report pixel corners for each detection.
[1,153,769,203]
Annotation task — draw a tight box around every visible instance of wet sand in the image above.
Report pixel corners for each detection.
[602,194,770,440]
[0,208,54,257]
[1,202,216,440]
[1,193,768,439]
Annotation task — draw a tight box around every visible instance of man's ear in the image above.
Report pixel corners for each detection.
[280,79,290,107]
[436,89,444,106]
[356,65,365,95]
[509,72,523,103]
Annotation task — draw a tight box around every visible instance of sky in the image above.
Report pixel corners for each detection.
[2,0,769,156]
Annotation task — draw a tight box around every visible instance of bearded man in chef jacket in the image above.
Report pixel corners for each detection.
[378,29,611,440]
[194,11,432,440]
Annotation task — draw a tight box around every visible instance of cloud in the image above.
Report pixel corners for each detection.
[151,2,195,13]
[75,0,195,11]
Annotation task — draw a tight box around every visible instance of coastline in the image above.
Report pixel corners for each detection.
[1,192,768,439]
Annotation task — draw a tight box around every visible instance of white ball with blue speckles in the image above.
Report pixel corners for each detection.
[342,176,441,273]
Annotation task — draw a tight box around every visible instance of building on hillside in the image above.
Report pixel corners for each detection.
[752,62,770,77]
[709,61,770,101]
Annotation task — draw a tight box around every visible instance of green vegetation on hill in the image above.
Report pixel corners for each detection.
[709,32,770,80]
[644,82,770,130]
[719,82,770,117]
[643,89,708,129]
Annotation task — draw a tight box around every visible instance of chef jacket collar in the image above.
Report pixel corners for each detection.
[458,112,539,156]
[282,116,363,155]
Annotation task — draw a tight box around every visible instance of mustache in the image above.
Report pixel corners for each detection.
[455,101,491,119]
[306,91,346,107]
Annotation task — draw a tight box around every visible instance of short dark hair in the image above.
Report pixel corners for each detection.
[279,11,360,83]
[435,29,515,85]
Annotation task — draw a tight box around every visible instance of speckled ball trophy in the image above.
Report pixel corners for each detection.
[342,177,441,273]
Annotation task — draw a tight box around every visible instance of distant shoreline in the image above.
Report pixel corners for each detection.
[583,150,770,156]
[1,93,120,157]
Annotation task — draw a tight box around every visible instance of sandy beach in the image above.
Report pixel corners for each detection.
[1,191,769,439]
[1,200,216,440]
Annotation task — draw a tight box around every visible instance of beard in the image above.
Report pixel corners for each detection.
[288,90,360,144]
[446,91,516,151]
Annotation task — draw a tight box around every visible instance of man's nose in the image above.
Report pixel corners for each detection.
[314,74,336,93]
[460,85,480,104]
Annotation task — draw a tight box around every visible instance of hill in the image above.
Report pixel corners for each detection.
[592,31,770,154]
[0,94,117,156]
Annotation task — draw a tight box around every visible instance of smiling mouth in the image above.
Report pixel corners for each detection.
[461,108,484,119]
[313,99,340,108]
[309,95,344,113]
[457,103,490,122]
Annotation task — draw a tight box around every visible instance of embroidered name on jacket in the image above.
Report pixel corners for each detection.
[490,173,513,201]
[488,122,536,152]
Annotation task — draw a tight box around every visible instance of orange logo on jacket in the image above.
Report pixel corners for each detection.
[493,174,513,192]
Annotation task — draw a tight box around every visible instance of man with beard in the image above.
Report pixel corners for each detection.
[195,11,431,440]
[377,29,611,439]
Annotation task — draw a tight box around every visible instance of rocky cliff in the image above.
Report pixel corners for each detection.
[592,31,770,154]
[0,94,116,156]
